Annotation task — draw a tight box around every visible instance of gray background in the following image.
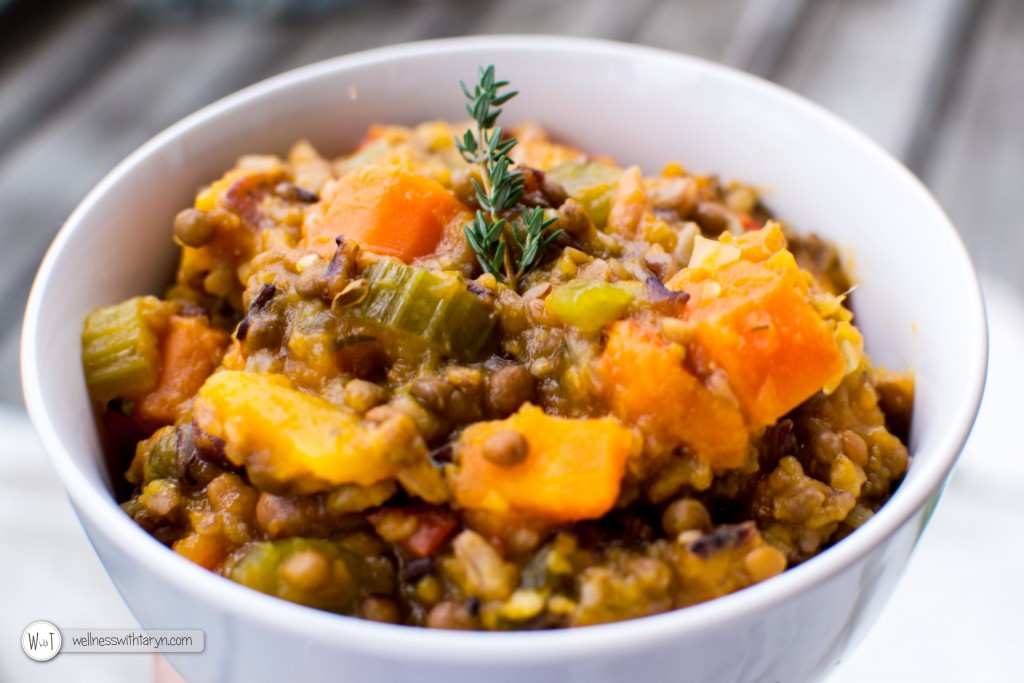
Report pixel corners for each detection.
[0,0,1020,405]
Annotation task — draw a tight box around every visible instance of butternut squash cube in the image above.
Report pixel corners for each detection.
[452,404,634,523]
[597,321,749,470]
[668,225,846,426]
[193,371,397,493]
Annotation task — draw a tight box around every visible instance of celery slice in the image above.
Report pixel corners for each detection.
[81,297,165,403]
[349,259,496,361]
[546,163,623,228]
[229,538,393,613]
[142,426,183,483]
[546,280,633,332]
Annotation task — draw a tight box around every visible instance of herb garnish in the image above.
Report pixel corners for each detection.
[456,65,562,291]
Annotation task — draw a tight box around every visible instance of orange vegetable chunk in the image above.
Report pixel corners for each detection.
[670,227,845,426]
[134,315,229,429]
[305,164,469,262]
[193,371,399,493]
[452,404,633,523]
[173,532,228,571]
[597,321,748,470]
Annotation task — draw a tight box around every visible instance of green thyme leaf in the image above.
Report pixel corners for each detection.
[455,65,560,290]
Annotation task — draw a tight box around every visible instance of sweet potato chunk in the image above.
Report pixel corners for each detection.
[193,371,399,493]
[134,315,229,430]
[669,230,845,426]
[452,404,634,523]
[304,164,470,262]
[597,321,748,470]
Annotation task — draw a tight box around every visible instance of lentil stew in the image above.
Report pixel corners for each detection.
[82,119,912,630]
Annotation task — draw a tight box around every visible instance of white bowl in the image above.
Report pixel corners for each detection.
[22,36,986,683]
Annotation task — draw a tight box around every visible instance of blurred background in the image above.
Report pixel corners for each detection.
[0,0,1020,405]
[0,0,1020,681]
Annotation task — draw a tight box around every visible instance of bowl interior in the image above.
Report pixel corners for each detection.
[22,35,985,644]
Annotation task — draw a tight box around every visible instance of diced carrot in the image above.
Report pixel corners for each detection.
[304,164,470,262]
[406,509,459,557]
[597,321,749,470]
[452,404,634,523]
[134,316,229,430]
[668,226,845,426]
[368,506,459,557]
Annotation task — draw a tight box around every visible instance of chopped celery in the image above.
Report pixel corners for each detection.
[229,538,393,613]
[81,297,167,403]
[348,259,496,361]
[141,426,183,483]
[546,280,633,332]
[546,163,622,228]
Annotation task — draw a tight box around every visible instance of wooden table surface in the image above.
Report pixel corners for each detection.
[1,0,1020,406]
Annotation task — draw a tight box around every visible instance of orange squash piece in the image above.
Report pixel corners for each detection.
[670,226,845,426]
[452,404,634,523]
[134,315,229,430]
[193,371,399,492]
[597,321,748,470]
[304,164,469,262]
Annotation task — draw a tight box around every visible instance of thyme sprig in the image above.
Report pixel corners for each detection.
[456,66,561,290]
